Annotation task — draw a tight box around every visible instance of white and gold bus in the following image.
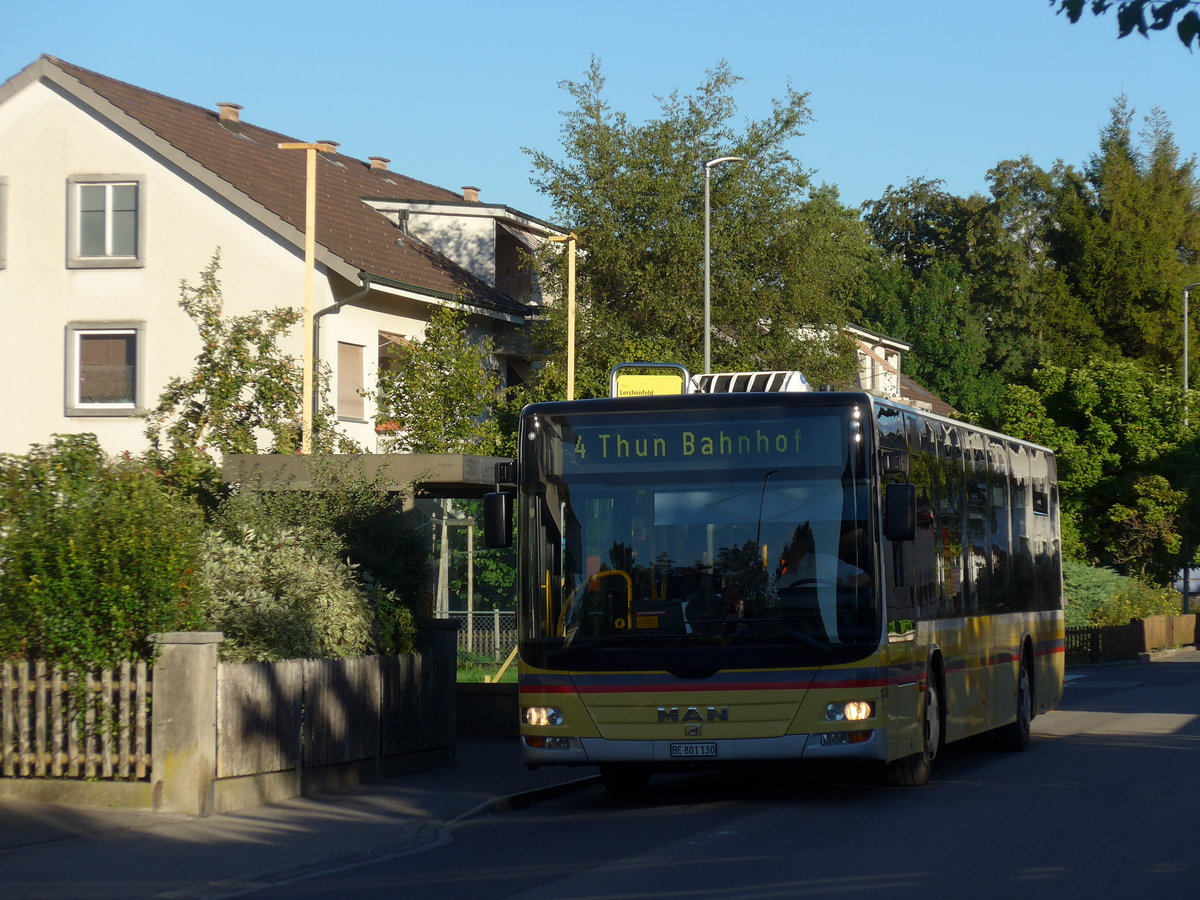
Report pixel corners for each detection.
[486,369,1064,791]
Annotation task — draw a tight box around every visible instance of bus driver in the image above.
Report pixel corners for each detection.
[775,522,870,590]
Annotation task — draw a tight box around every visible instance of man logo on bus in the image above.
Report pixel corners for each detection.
[657,706,729,722]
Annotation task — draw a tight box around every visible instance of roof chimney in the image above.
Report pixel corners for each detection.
[368,156,390,172]
[462,186,481,203]
[216,102,242,123]
[318,140,340,154]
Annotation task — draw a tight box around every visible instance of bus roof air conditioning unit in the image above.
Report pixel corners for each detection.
[691,370,811,394]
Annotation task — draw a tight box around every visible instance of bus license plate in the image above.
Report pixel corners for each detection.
[670,742,718,759]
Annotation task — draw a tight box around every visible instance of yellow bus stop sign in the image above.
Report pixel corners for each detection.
[614,372,686,397]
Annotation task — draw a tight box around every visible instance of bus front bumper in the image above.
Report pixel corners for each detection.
[521,729,887,767]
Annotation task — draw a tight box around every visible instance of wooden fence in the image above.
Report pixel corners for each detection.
[0,623,458,814]
[214,649,454,805]
[1066,614,1197,664]
[0,660,151,781]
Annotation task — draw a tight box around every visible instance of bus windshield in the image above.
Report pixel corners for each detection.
[519,402,879,670]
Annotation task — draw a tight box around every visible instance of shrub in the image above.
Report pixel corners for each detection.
[208,465,429,658]
[200,526,374,662]
[1063,557,1181,627]
[216,461,429,614]
[0,434,205,669]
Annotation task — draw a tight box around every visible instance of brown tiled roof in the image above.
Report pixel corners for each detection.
[899,373,956,417]
[38,56,525,318]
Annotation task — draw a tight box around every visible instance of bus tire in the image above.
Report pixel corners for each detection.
[998,653,1034,752]
[600,765,650,796]
[884,681,941,788]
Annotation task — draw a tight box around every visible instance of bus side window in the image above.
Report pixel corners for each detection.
[1029,448,1054,611]
[938,423,965,618]
[1009,442,1034,612]
[988,436,1012,612]
[877,406,916,629]
[904,412,940,622]
[964,430,991,615]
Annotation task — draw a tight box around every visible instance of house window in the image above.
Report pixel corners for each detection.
[67,176,144,268]
[337,341,365,420]
[66,323,144,416]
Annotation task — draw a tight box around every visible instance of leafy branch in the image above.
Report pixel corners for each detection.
[1054,1,1200,50]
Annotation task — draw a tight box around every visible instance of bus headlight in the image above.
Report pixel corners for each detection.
[523,706,565,727]
[825,701,875,722]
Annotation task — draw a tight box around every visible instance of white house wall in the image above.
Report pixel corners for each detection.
[317,285,455,451]
[406,212,496,286]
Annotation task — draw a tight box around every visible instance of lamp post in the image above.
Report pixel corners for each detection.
[548,232,579,400]
[278,140,336,453]
[703,156,744,374]
[1182,282,1200,611]
[1184,282,1200,430]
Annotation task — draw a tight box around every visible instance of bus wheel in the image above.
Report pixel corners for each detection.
[998,656,1033,752]
[884,682,940,788]
[600,765,650,796]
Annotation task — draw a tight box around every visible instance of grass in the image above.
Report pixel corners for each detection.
[456,648,518,683]
[456,666,518,683]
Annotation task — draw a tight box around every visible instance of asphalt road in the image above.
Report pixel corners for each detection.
[255,652,1200,900]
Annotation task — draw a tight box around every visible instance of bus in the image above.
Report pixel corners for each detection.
[485,368,1064,791]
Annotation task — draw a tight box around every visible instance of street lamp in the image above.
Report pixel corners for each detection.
[547,232,579,400]
[703,156,744,374]
[1184,282,1200,429]
[1183,282,1200,611]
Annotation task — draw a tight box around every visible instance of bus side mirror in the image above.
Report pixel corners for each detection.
[484,491,514,549]
[884,483,917,542]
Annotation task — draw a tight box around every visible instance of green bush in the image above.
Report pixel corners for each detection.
[208,466,429,659]
[216,461,430,617]
[1063,557,1181,627]
[0,434,205,669]
[199,526,375,662]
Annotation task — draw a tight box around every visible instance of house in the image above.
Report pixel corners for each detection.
[0,56,557,456]
[848,325,955,417]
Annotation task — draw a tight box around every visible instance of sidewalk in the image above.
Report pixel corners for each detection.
[0,738,599,900]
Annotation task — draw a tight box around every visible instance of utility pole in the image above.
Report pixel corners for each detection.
[278,140,336,452]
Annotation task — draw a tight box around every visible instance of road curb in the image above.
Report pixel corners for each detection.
[450,774,602,824]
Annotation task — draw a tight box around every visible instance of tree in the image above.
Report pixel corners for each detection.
[996,358,1189,574]
[143,253,356,506]
[856,259,1002,419]
[371,305,504,455]
[1052,1,1200,50]
[862,177,979,278]
[1051,99,1200,370]
[524,59,866,393]
[969,157,1107,378]
[1104,474,1185,577]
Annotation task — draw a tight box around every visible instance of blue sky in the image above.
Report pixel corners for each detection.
[5,1,1196,223]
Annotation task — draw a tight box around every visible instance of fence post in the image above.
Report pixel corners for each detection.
[426,620,458,761]
[150,632,223,816]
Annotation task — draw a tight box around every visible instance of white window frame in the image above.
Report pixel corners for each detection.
[67,175,145,268]
[65,322,145,416]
